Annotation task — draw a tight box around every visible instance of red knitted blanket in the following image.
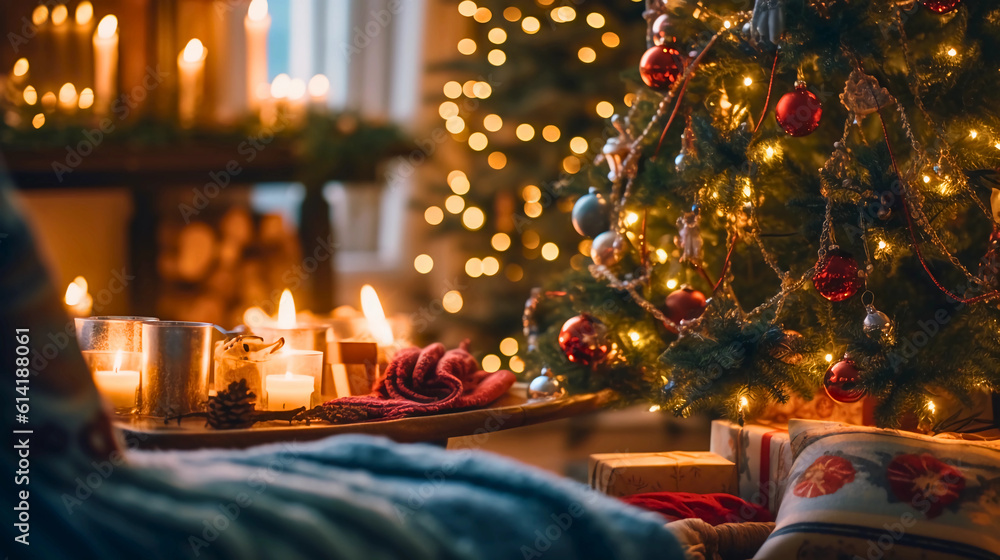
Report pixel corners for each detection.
[302,341,516,424]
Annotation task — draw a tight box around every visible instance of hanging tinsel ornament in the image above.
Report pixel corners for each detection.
[840,70,893,120]
[674,205,704,264]
[920,0,960,13]
[640,45,684,91]
[558,314,609,365]
[664,286,707,331]
[591,231,626,267]
[762,328,805,365]
[572,188,611,238]
[528,368,566,399]
[813,248,863,302]
[775,82,822,137]
[600,114,633,182]
[823,356,866,403]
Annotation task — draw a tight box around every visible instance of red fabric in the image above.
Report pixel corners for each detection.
[307,341,516,424]
[621,492,773,525]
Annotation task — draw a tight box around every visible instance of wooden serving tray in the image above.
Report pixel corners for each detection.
[116,385,616,450]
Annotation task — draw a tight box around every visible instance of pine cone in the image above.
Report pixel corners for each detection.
[207,379,257,429]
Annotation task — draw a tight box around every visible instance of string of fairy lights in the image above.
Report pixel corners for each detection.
[413,0,643,374]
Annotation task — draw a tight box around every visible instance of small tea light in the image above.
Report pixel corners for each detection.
[85,349,141,412]
[265,371,313,411]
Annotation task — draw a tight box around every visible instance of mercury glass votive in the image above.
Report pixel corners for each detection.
[81,350,142,414]
[75,316,159,352]
[140,321,214,416]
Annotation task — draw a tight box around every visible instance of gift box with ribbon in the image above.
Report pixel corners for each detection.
[709,421,793,515]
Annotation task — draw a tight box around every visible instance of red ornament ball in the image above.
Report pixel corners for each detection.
[558,314,608,366]
[775,84,822,137]
[921,0,960,13]
[823,357,865,403]
[640,45,684,91]
[664,286,707,332]
[813,249,862,302]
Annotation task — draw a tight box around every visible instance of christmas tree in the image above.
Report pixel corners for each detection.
[416,0,647,373]
[527,0,1000,427]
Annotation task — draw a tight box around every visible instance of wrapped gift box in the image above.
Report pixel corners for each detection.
[710,421,792,515]
[588,451,737,497]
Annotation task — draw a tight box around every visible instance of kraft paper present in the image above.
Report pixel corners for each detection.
[709,421,793,514]
[588,451,737,498]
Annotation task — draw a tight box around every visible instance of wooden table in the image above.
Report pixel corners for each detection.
[117,385,616,450]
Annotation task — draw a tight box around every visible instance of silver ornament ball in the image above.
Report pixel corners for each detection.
[863,305,893,337]
[591,231,626,267]
[528,374,566,399]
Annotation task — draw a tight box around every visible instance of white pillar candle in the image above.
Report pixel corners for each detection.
[178,39,207,128]
[265,372,313,411]
[245,0,270,114]
[94,351,139,409]
[92,15,118,116]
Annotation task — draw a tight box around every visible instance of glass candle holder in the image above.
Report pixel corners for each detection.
[140,321,214,416]
[252,323,332,401]
[264,349,324,410]
[81,350,142,414]
[75,316,159,352]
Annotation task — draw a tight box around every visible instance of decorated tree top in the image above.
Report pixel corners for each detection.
[526,0,1000,427]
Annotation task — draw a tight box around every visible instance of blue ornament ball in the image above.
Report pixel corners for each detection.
[571,188,610,238]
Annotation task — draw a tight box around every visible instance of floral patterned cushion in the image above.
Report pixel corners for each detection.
[753,419,1000,560]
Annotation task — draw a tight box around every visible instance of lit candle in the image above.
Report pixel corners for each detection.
[92,15,118,116]
[265,371,313,411]
[307,74,329,109]
[360,284,400,369]
[50,5,70,90]
[178,39,207,128]
[74,2,95,91]
[63,276,92,318]
[94,351,140,409]
[11,58,29,88]
[58,82,78,114]
[245,0,270,114]
[277,288,297,328]
[287,77,306,125]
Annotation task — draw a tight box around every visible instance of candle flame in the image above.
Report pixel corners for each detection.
[113,350,123,374]
[277,289,297,328]
[739,395,750,411]
[288,78,306,100]
[75,1,93,25]
[51,4,69,26]
[64,276,88,305]
[182,39,205,63]
[13,58,29,77]
[360,285,394,346]
[270,73,291,99]
[96,15,117,39]
[78,88,94,109]
[308,74,329,98]
[248,0,269,21]
[58,82,77,104]
[32,5,49,26]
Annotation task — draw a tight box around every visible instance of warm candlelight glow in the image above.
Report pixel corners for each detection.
[288,78,306,100]
[277,289,297,328]
[96,15,117,38]
[75,1,94,25]
[78,88,94,109]
[58,82,78,104]
[12,58,28,77]
[112,349,124,373]
[23,86,37,105]
[270,73,291,99]
[308,74,329,98]
[51,4,69,26]
[64,276,89,306]
[182,39,206,63]
[360,285,394,346]
[248,0,269,21]
[32,5,49,26]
